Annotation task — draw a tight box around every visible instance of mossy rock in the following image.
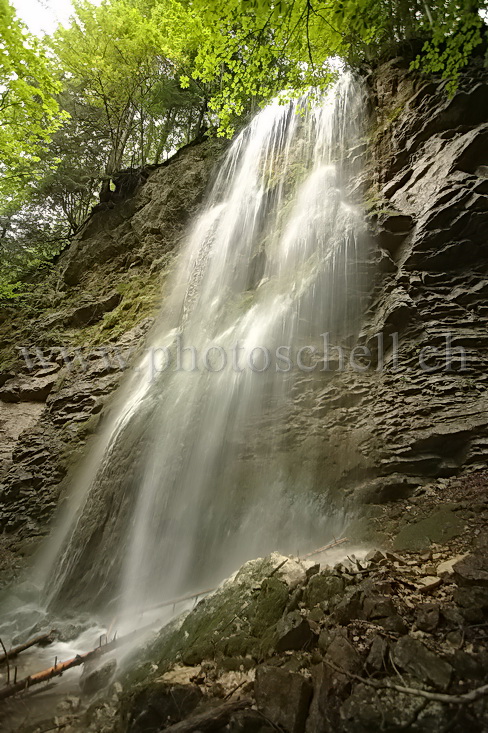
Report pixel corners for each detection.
[121,678,202,733]
[217,655,254,673]
[122,554,294,684]
[178,558,290,664]
[393,509,465,551]
[344,515,387,544]
[303,571,345,608]
[250,576,289,636]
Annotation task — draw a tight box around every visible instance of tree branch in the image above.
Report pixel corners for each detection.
[324,660,488,705]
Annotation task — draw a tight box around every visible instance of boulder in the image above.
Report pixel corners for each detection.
[172,555,292,665]
[275,611,318,652]
[255,666,312,733]
[450,650,484,682]
[227,709,276,732]
[392,636,452,691]
[362,594,396,620]
[127,680,203,733]
[341,682,449,733]
[325,634,362,674]
[393,509,464,551]
[365,636,388,672]
[305,642,361,733]
[436,554,468,577]
[303,571,345,608]
[332,589,363,625]
[417,576,442,593]
[453,551,488,586]
[415,603,440,633]
[453,586,488,623]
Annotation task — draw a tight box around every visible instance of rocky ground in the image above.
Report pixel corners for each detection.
[2,467,487,732]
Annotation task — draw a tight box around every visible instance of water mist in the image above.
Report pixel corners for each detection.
[41,72,369,624]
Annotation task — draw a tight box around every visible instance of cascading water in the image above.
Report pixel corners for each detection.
[42,71,368,622]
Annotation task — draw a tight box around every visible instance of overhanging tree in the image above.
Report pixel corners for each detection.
[0,0,66,210]
[178,0,487,134]
[50,0,206,177]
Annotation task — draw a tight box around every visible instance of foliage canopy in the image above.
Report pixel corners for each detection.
[0,0,66,207]
[0,0,486,298]
[185,0,487,133]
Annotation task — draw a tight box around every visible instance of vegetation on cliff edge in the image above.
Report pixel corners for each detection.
[0,0,486,298]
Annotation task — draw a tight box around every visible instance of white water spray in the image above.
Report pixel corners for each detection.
[43,72,368,621]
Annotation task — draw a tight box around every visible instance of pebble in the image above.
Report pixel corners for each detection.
[417,576,442,593]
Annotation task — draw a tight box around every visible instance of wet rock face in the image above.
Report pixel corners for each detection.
[289,61,488,519]
[0,138,226,582]
[0,325,146,556]
[354,63,488,501]
[226,63,488,525]
[61,139,226,286]
[80,658,117,696]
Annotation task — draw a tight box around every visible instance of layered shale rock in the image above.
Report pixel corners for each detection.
[362,60,488,496]
[0,138,226,583]
[267,59,488,529]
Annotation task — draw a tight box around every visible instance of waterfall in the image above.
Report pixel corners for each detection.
[44,72,368,619]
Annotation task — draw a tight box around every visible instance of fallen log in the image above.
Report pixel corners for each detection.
[0,650,98,701]
[324,659,488,705]
[140,586,218,614]
[1,656,83,700]
[0,631,55,665]
[301,536,349,559]
[160,698,252,732]
[119,539,350,620]
[0,623,153,702]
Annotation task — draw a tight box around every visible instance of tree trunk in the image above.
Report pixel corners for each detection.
[154,108,177,164]
[105,106,137,176]
[162,699,251,733]
[194,100,208,138]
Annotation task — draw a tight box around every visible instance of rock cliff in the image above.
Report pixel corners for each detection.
[1,58,488,733]
[273,58,488,526]
[0,137,226,581]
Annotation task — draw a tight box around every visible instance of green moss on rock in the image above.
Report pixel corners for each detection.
[303,571,345,608]
[393,509,465,551]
